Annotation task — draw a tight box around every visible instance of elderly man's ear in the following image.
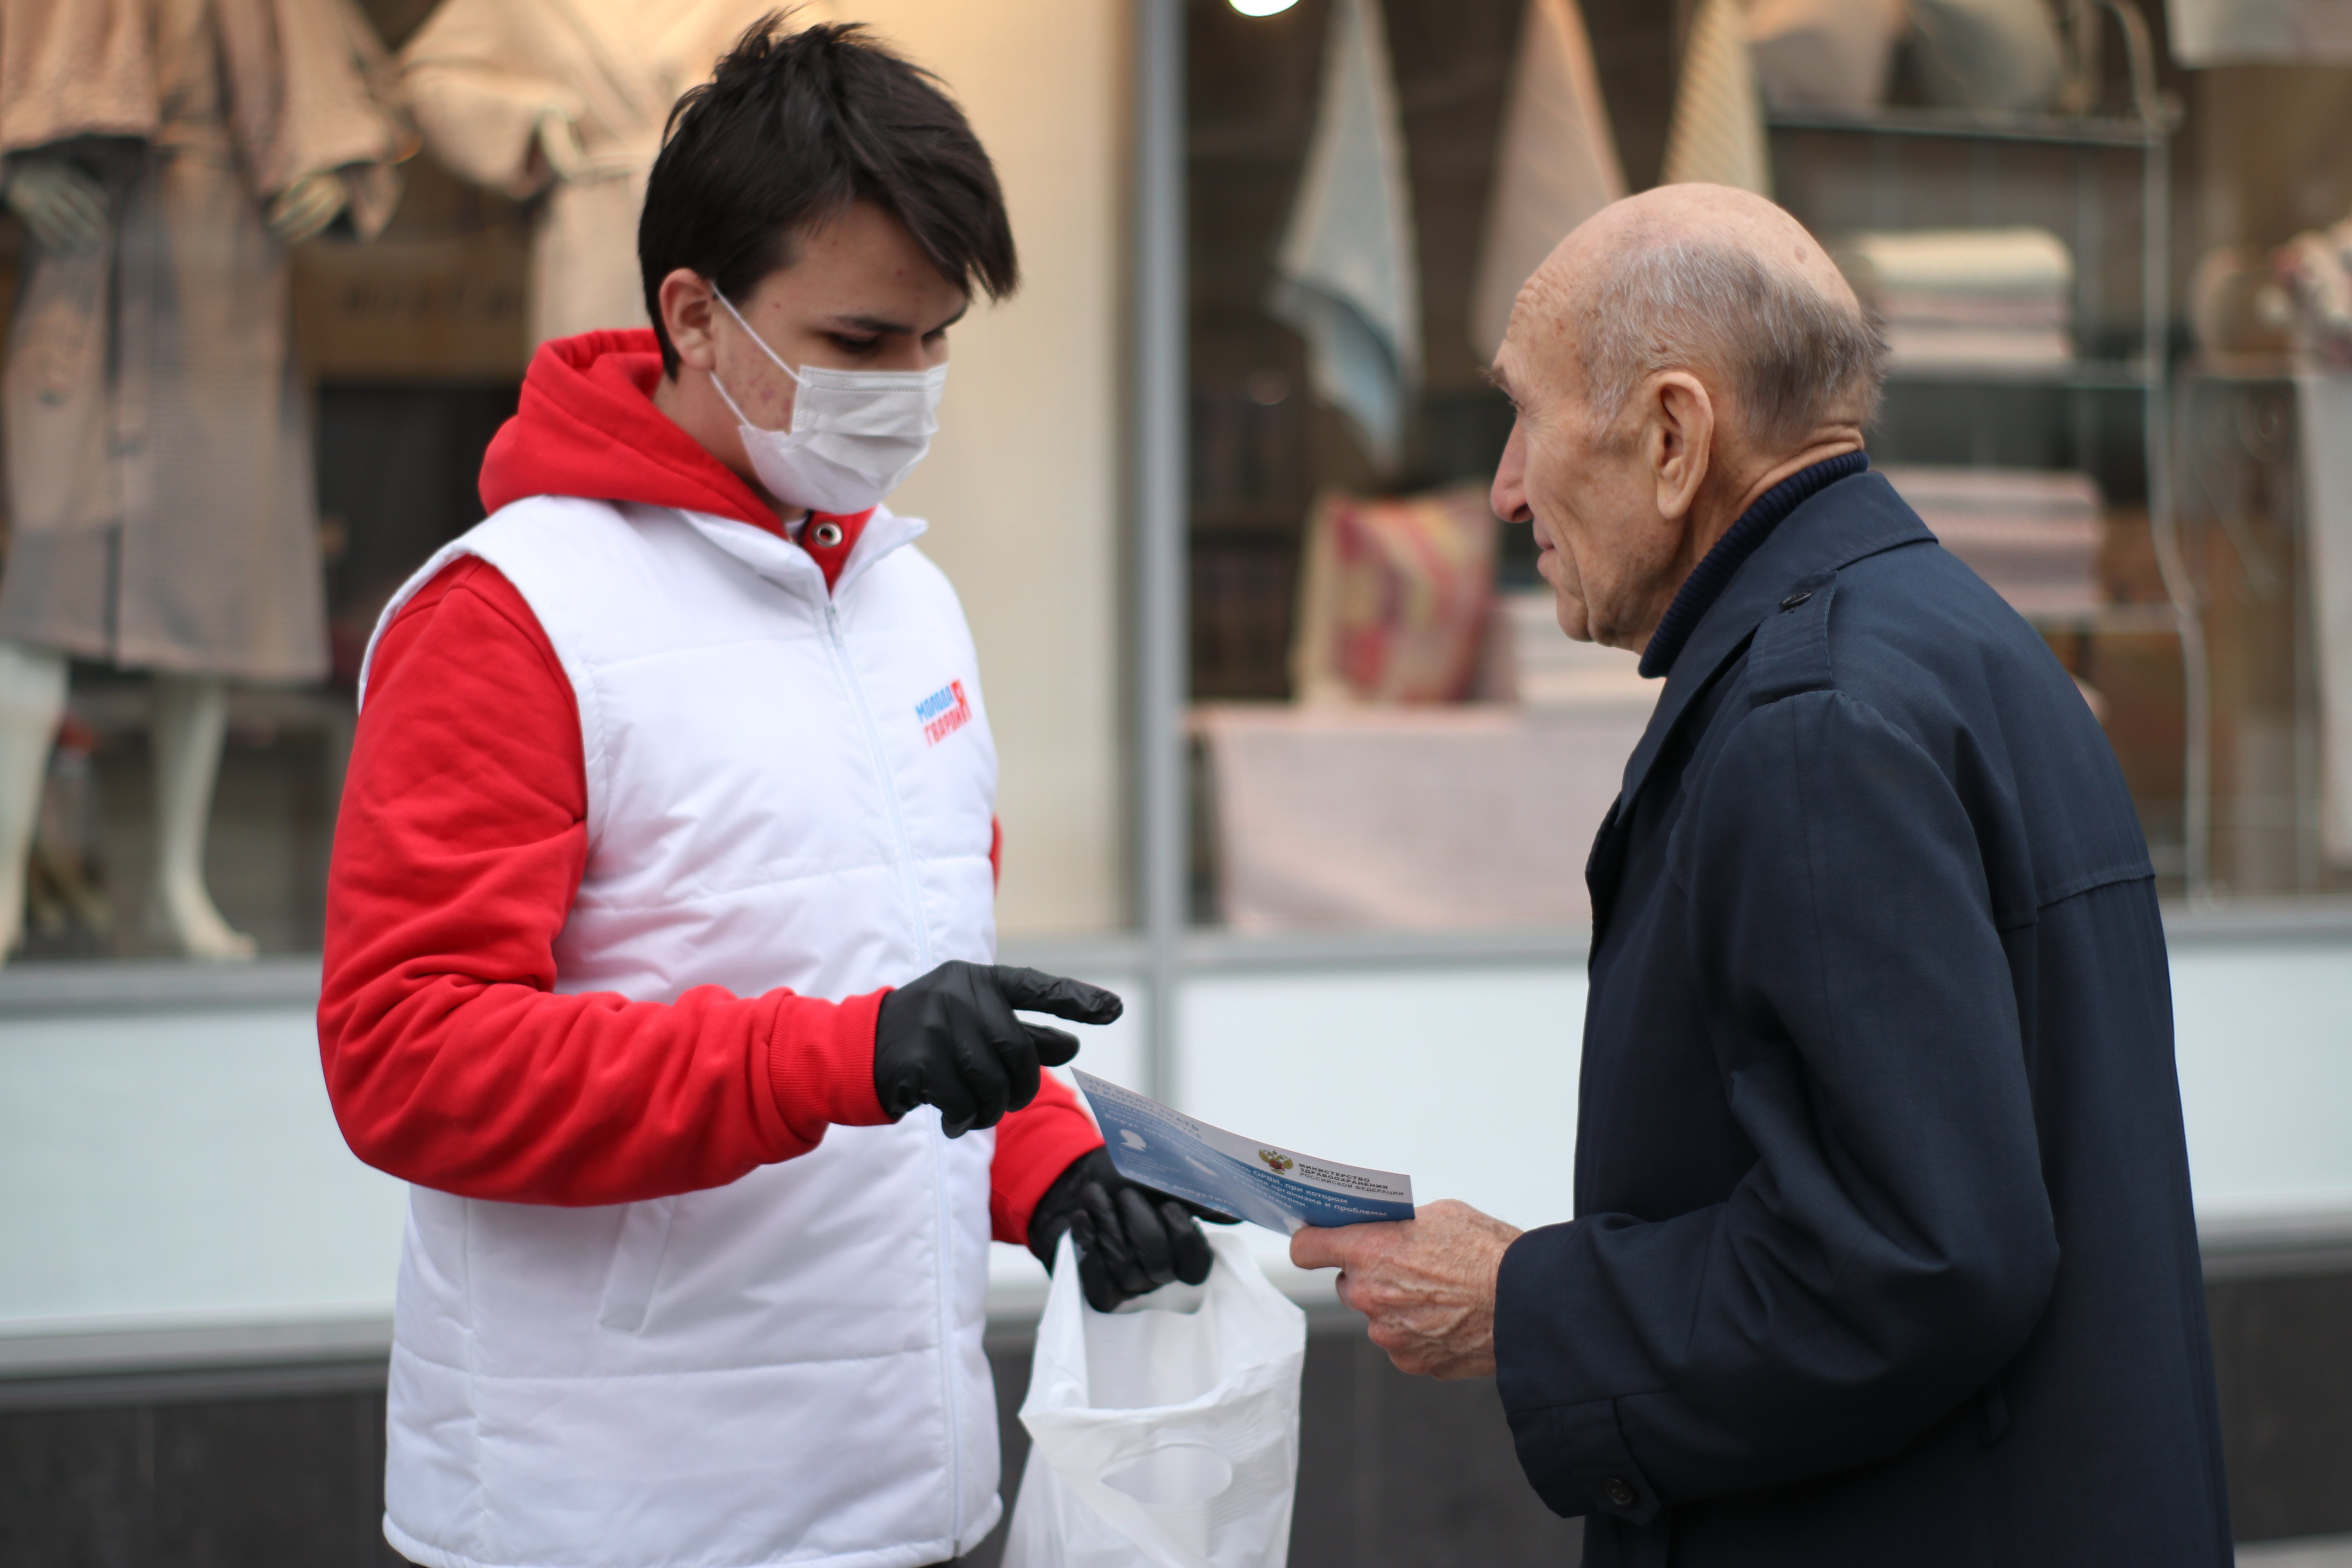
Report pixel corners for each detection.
[1644,372,1715,525]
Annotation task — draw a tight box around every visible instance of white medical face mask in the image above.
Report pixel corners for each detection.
[708,287,947,515]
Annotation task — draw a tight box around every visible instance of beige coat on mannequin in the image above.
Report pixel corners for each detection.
[398,0,834,346]
[0,0,409,960]
[0,0,412,683]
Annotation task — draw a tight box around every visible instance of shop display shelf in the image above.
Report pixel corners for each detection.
[1882,358,2158,389]
[2026,603,2189,635]
[1766,105,2172,149]
[1760,0,2205,889]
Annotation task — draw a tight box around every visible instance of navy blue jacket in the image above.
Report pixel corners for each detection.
[1494,468,2233,1566]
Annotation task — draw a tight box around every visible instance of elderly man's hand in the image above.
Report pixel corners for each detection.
[1290,1200,1522,1378]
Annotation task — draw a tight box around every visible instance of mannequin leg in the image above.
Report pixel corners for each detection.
[0,642,69,959]
[148,674,256,960]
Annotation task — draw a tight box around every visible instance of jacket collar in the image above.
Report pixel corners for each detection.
[1612,469,1933,817]
[1640,451,1869,678]
[679,503,929,604]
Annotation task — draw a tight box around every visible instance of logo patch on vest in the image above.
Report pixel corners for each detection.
[916,680,973,746]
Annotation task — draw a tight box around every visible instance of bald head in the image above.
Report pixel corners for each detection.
[1509,185,1883,453]
[1565,184,1858,301]
[1488,186,1884,653]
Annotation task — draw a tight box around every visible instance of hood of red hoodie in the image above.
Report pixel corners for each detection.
[479,331,873,560]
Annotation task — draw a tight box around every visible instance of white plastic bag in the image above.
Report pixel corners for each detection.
[1002,1229,1307,1568]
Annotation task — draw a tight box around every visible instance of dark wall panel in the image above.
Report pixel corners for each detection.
[2209,1270,2352,1542]
[0,1388,402,1568]
[3,1269,2345,1563]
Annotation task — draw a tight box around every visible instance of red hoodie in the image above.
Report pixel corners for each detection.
[318,330,1098,1240]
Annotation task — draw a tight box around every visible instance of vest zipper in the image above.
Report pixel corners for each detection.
[820,600,935,973]
[818,596,960,1543]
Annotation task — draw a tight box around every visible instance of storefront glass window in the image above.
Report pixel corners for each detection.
[6,0,2352,962]
[1183,0,2352,933]
[2,0,522,962]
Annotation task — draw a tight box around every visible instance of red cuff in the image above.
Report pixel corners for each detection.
[764,986,890,1145]
[989,1072,1107,1245]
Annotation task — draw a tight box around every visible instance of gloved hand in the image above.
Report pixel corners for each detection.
[1029,1147,1235,1312]
[874,962,1121,1138]
[5,158,108,251]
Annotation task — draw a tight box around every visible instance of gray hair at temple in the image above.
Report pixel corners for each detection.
[1574,235,1887,452]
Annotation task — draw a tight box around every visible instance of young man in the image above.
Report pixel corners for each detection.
[319,23,1212,1568]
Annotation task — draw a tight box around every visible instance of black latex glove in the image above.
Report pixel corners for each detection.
[1028,1147,1235,1312]
[873,962,1122,1138]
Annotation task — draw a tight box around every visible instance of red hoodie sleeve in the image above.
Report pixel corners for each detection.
[318,557,889,1208]
[989,1073,1106,1245]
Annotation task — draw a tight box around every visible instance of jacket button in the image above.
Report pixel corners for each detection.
[1602,1477,1637,1508]
[1779,589,1813,610]
[812,521,845,548]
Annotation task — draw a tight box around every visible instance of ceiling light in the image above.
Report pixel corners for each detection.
[1230,0,1299,15]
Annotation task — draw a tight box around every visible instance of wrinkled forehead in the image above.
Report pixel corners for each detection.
[1494,274,1602,414]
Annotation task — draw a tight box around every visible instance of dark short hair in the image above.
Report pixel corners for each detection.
[640,13,1019,376]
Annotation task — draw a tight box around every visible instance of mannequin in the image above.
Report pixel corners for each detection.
[0,0,410,960]
[0,642,255,959]
[399,0,834,344]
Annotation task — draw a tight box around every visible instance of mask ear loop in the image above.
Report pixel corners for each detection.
[706,285,808,435]
[712,286,806,387]
[706,365,761,430]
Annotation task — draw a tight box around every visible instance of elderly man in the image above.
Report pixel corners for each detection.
[1292,185,2232,1566]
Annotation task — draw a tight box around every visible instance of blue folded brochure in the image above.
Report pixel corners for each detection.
[1074,1071,1416,1234]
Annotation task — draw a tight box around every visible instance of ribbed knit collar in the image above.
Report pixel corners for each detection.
[1638,450,1870,679]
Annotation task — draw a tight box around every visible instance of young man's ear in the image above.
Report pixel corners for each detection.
[659,269,720,374]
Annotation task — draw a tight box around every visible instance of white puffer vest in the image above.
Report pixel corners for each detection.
[359,497,1004,1568]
